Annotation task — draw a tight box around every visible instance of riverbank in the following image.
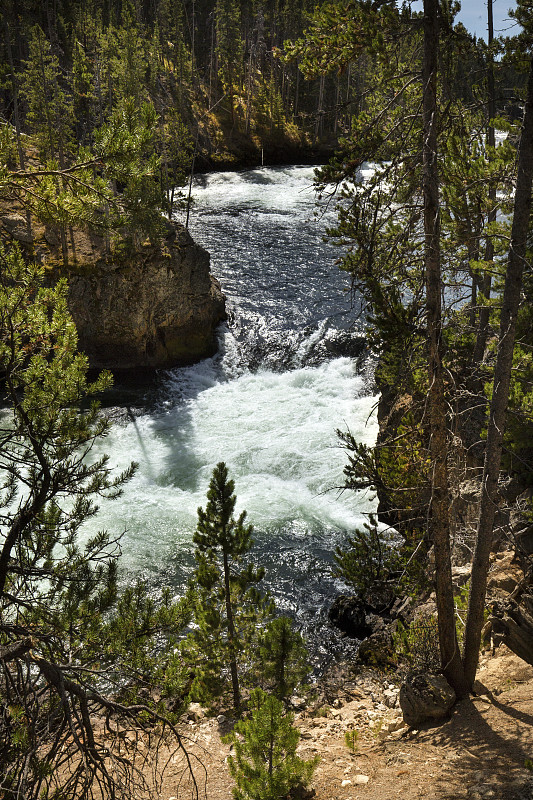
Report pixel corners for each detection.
[129,644,533,800]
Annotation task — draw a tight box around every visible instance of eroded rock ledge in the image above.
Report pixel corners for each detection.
[67,224,226,371]
[1,213,226,371]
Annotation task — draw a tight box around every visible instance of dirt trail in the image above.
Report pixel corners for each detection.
[161,648,533,800]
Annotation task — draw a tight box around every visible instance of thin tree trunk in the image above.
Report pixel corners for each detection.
[4,14,33,244]
[209,13,215,107]
[346,62,351,130]
[463,53,533,688]
[294,62,300,119]
[314,74,325,142]
[472,0,496,367]
[423,0,468,697]
[223,551,240,710]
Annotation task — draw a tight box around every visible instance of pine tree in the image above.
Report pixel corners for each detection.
[0,245,192,798]
[215,0,243,122]
[93,98,164,246]
[183,462,272,711]
[159,107,194,219]
[463,42,533,687]
[71,38,96,144]
[21,24,74,165]
[225,687,318,800]
[111,5,149,108]
[259,616,309,702]
[21,24,75,265]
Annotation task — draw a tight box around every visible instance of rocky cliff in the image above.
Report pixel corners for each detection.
[1,213,226,371]
[66,224,225,371]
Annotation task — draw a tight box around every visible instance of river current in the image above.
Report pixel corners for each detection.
[92,165,378,668]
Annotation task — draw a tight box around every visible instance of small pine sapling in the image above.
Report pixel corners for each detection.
[344,728,359,753]
[333,514,404,611]
[224,688,318,800]
[184,462,273,711]
[259,616,309,702]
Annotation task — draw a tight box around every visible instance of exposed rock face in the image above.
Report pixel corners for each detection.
[67,224,226,370]
[399,672,456,727]
[1,206,226,371]
[1,213,33,244]
[328,596,373,639]
[357,630,395,668]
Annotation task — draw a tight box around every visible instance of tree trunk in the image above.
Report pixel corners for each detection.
[314,74,325,142]
[471,0,496,367]
[463,53,533,688]
[223,551,240,710]
[423,0,468,697]
[4,14,33,244]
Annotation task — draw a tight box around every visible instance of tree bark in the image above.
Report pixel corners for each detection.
[471,0,496,367]
[490,588,533,666]
[423,0,468,696]
[463,53,533,688]
[223,550,241,710]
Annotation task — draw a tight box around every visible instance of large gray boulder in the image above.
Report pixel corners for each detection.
[399,672,456,727]
[0,213,33,243]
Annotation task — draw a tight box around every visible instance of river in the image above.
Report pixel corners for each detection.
[91,165,378,668]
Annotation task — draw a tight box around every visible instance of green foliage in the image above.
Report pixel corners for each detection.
[94,98,164,245]
[283,1,400,78]
[334,515,402,606]
[0,247,190,797]
[344,728,359,752]
[102,582,192,711]
[160,108,194,218]
[224,688,318,800]
[454,581,489,652]
[21,25,74,162]
[216,0,243,100]
[393,613,440,672]
[72,39,96,142]
[182,462,273,710]
[334,514,427,609]
[0,105,168,265]
[338,421,431,538]
[258,616,309,701]
[182,466,310,711]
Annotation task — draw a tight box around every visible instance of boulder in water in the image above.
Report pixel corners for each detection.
[328,595,373,639]
[324,331,366,359]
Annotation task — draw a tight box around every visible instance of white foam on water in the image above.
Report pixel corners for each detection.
[87,358,377,581]
[191,165,321,214]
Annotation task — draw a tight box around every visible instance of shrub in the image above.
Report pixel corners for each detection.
[393,612,440,671]
[224,688,318,800]
[344,729,359,752]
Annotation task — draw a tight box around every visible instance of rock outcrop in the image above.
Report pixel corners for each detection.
[1,212,226,371]
[66,224,225,371]
[328,596,373,639]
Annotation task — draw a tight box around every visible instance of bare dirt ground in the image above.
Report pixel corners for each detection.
[160,647,533,800]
